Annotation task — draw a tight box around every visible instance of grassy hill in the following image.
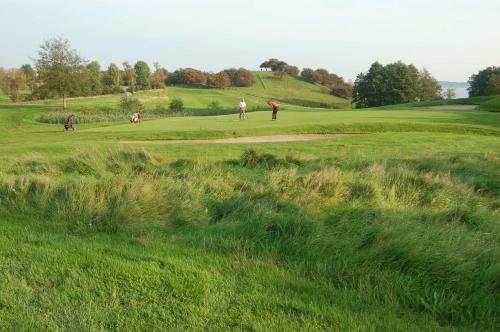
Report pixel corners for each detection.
[20,71,350,112]
[0,88,499,330]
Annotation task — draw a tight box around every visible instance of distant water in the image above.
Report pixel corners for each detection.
[439,81,469,99]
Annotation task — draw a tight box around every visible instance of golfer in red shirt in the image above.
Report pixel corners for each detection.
[268,101,279,121]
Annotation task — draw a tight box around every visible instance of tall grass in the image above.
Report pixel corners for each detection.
[38,106,267,124]
[0,148,498,329]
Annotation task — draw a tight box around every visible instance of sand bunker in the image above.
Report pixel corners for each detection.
[121,134,346,145]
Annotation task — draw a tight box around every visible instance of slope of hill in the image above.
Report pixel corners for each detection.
[18,72,350,113]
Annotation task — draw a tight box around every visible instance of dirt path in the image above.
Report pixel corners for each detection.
[425,104,478,110]
[121,134,347,145]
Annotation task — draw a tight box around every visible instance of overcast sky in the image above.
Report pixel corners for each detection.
[1,0,499,81]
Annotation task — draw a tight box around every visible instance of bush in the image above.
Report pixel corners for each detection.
[169,98,184,112]
[285,65,300,76]
[224,68,256,87]
[206,71,231,88]
[166,68,205,86]
[119,96,144,113]
[208,100,221,110]
[331,84,353,99]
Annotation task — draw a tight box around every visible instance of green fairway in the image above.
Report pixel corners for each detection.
[0,89,499,331]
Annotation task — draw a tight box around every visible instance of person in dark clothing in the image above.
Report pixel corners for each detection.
[64,115,75,131]
[268,101,279,121]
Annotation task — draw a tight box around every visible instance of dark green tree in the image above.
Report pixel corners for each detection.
[468,66,500,97]
[485,72,500,95]
[301,68,315,82]
[134,60,151,90]
[353,61,420,108]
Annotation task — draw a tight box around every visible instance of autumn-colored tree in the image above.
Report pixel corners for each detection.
[224,68,255,87]
[167,68,205,86]
[331,83,353,99]
[0,68,27,101]
[206,71,231,88]
[151,62,167,89]
[20,64,36,93]
[122,61,137,92]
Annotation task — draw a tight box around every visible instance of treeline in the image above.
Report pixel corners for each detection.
[353,61,442,108]
[468,66,500,97]
[0,37,256,104]
[260,58,353,99]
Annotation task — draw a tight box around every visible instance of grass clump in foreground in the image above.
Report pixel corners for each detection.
[0,147,498,330]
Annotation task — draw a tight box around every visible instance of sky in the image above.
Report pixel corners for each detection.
[1,0,499,82]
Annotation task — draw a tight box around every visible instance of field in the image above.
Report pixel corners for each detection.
[0,78,499,331]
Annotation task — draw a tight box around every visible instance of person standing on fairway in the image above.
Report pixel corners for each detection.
[268,100,279,121]
[239,98,247,120]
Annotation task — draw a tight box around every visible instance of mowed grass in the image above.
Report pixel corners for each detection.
[0,90,499,330]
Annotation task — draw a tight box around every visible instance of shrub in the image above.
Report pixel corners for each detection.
[285,65,300,76]
[331,84,353,98]
[208,100,221,110]
[224,68,256,87]
[119,96,144,113]
[169,98,184,112]
[301,68,315,82]
[166,68,205,86]
[206,71,231,88]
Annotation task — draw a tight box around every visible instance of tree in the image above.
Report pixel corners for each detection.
[225,68,255,87]
[169,98,184,112]
[122,61,137,92]
[134,61,151,90]
[119,95,143,112]
[166,68,205,86]
[20,64,36,93]
[260,59,291,72]
[445,88,456,100]
[103,63,122,94]
[485,72,500,96]
[86,61,103,95]
[331,83,353,99]
[0,68,27,101]
[353,61,420,108]
[301,68,315,82]
[285,65,300,76]
[260,61,271,71]
[151,62,167,89]
[206,71,231,88]
[35,37,85,109]
[468,66,500,97]
[416,68,441,100]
